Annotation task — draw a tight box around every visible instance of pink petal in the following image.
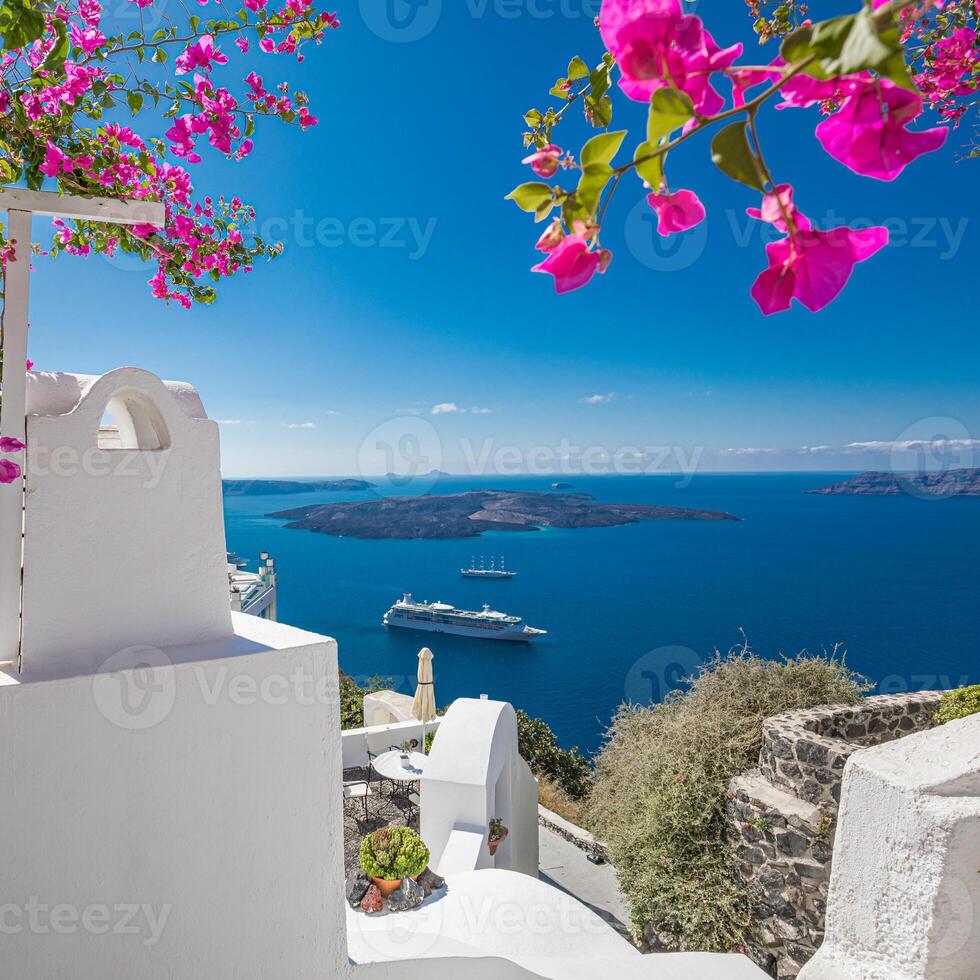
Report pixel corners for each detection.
[646,189,705,235]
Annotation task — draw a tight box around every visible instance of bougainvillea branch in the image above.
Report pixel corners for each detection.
[508,0,976,312]
[0,0,338,309]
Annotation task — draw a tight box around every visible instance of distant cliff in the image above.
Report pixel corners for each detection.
[269,490,740,539]
[808,468,980,496]
[223,478,374,496]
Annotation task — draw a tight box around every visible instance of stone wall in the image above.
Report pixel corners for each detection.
[728,692,942,979]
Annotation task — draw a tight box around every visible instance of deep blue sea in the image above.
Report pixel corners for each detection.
[223,473,978,756]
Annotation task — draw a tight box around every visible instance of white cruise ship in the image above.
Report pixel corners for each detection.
[383,593,546,642]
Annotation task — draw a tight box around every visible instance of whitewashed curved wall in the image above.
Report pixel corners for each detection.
[21,368,231,676]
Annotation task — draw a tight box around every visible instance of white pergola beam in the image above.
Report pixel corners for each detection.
[0,188,165,227]
[0,189,165,670]
[0,209,31,669]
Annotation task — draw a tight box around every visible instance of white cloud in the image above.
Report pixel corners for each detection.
[216,419,242,426]
[324,410,342,417]
[470,406,495,415]
[396,407,423,417]
[431,403,461,415]
[580,393,616,405]
[720,447,778,456]
[842,439,980,454]
[282,421,317,430]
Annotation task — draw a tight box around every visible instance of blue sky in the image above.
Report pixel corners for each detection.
[26,0,980,477]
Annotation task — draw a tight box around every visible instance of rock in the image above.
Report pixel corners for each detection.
[345,870,370,909]
[387,876,425,912]
[360,883,383,914]
[417,866,446,897]
[777,831,809,858]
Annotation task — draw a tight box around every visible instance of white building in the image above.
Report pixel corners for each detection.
[0,366,974,980]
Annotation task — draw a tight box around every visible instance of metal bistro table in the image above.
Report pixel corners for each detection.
[372,750,426,817]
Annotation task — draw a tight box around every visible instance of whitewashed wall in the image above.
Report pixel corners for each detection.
[22,368,231,676]
[0,614,347,980]
[799,713,980,980]
[420,698,538,878]
[342,716,444,769]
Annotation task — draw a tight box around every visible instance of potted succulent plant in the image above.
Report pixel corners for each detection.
[488,817,509,856]
[359,827,430,897]
[399,740,413,769]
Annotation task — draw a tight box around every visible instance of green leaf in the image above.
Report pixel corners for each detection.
[647,88,695,143]
[127,91,144,116]
[584,61,613,128]
[505,182,554,214]
[710,121,765,191]
[580,130,626,168]
[584,94,613,128]
[576,162,613,216]
[633,141,663,190]
[524,108,543,128]
[41,17,69,72]
[567,56,589,81]
[0,0,45,51]
[838,7,914,88]
[780,9,911,86]
[151,47,167,63]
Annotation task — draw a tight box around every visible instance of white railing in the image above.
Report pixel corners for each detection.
[342,716,443,770]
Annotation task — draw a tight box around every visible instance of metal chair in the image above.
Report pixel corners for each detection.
[343,780,374,820]
[365,728,398,797]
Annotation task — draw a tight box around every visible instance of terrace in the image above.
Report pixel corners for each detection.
[0,354,975,980]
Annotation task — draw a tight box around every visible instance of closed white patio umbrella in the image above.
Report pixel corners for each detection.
[412,647,437,753]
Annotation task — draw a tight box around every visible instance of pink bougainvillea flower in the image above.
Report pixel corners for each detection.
[535,219,565,253]
[745,183,810,233]
[751,224,889,315]
[814,79,948,181]
[236,37,249,54]
[646,188,705,235]
[0,459,22,484]
[522,144,563,179]
[26,360,34,371]
[175,35,228,75]
[131,223,161,238]
[69,23,107,55]
[40,143,73,178]
[0,437,26,453]
[599,0,742,114]
[532,233,610,294]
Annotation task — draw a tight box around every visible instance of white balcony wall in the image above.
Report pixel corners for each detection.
[420,697,538,877]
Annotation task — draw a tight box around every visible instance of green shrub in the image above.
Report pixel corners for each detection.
[516,709,592,800]
[935,684,980,724]
[359,827,430,881]
[339,673,390,730]
[583,645,869,952]
[424,729,436,754]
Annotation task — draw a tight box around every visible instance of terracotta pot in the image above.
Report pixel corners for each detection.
[371,877,403,897]
[488,827,509,856]
[370,874,420,897]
